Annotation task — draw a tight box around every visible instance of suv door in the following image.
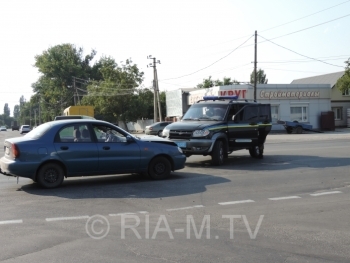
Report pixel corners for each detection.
[257,104,272,144]
[228,105,259,148]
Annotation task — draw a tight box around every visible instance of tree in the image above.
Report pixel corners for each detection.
[81,57,144,129]
[3,103,10,116]
[250,69,268,84]
[335,58,350,94]
[32,44,98,120]
[196,76,239,88]
[13,105,20,119]
[196,76,214,89]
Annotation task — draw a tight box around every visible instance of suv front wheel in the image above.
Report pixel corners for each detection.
[249,144,264,159]
[211,140,225,166]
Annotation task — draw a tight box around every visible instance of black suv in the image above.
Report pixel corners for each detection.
[162,96,272,165]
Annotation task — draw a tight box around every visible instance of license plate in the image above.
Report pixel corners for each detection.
[176,142,186,148]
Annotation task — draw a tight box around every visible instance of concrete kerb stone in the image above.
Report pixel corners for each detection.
[266,128,350,143]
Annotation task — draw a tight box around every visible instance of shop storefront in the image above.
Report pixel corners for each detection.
[167,84,331,130]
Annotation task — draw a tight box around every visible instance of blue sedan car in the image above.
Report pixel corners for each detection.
[0,120,186,188]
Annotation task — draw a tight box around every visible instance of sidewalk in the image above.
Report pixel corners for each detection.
[131,128,350,142]
[267,128,350,142]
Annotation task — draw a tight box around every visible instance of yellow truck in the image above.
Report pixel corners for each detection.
[63,106,94,117]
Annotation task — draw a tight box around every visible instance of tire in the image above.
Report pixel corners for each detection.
[148,157,171,180]
[249,144,264,159]
[157,130,163,137]
[295,126,303,134]
[211,140,225,166]
[36,163,65,188]
[286,127,293,134]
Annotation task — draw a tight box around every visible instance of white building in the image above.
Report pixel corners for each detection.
[291,71,349,127]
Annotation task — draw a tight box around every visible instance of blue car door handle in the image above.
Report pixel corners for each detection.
[103,146,110,150]
[60,146,69,150]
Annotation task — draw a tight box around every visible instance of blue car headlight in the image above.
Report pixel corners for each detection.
[192,129,210,137]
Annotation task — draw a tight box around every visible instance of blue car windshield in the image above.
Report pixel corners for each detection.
[24,123,52,138]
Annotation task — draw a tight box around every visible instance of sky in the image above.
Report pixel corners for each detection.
[1,0,349,116]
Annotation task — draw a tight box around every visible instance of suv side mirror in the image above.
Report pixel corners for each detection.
[232,115,238,123]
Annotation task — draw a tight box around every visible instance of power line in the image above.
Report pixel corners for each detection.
[159,63,252,86]
[260,0,350,33]
[160,13,349,83]
[259,55,350,64]
[180,1,350,54]
[258,34,344,68]
[258,14,350,43]
[161,35,254,81]
[262,68,331,74]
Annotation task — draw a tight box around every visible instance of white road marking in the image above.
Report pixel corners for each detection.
[109,212,136,217]
[218,200,255,205]
[310,191,342,196]
[268,196,301,201]
[166,205,204,212]
[46,216,89,222]
[0,219,23,225]
[138,211,149,214]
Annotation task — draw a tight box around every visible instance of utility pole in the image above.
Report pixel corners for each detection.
[73,77,77,106]
[147,55,162,122]
[38,101,41,125]
[254,30,257,101]
[30,104,32,127]
[34,110,37,126]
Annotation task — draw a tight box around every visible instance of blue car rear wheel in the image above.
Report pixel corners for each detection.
[37,163,65,188]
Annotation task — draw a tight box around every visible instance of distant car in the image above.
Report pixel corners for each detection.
[0,126,7,131]
[19,125,31,134]
[0,119,186,189]
[145,122,173,136]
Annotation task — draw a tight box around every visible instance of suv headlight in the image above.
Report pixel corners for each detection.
[162,127,170,137]
[192,129,210,137]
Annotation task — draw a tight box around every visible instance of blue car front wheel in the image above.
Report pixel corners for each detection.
[148,157,171,180]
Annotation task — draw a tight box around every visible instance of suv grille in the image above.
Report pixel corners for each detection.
[169,130,193,139]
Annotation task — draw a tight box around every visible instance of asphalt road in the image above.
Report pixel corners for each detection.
[0,129,349,263]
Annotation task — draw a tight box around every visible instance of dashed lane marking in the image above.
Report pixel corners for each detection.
[268,196,301,201]
[0,219,23,225]
[109,212,136,216]
[46,216,89,222]
[310,191,342,196]
[166,205,204,212]
[218,200,255,206]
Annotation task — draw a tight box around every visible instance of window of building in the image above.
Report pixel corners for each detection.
[332,107,342,120]
[290,106,308,122]
[342,88,350,96]
[271,105,279,124]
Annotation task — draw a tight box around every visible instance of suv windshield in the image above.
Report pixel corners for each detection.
[182,104,228,121]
